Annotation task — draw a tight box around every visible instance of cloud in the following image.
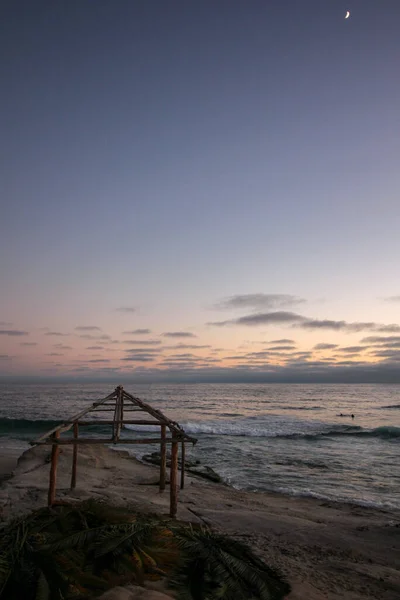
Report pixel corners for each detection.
[163,332,197,338]
[78,334,111,340]
[88,359,110,363]
[209,311,305,327]
[46,353,64,356]
[0,355,12,360]
[0,329,29,336]
[164,344,211,350]
[115,307,136,313]
[375,341,400,349]
[243,351,273,358]
[125,347,160,354]
[0,322,12,326]
[75,326,101,331]
[361,336,400,344]
[339,346,366,353]
[121,356,154,362]
[383,296,400,302]
[44,332,69,337]
[371,349,400,358]
[122,329,151,335]
[313,343,338,350]
[215,294,306,311]
[53,344,72,350]
[20,342,38,346]
[373,324,400,333]
[269,339,295,344]
[122,340,162,345]
[13,359,400,383]
[86,346,104,350]
[300,319,379,332]
[166,353,198,359]
[269,345,296,351]
[209,311,400,333]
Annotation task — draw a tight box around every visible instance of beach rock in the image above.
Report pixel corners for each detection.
[96,585,172,600]
[187,464,222,483]
[142,452,222,483]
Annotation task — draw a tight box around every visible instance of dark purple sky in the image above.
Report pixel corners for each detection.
[1,1,400,380]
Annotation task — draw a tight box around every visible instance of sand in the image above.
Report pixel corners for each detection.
[0,445,399,600]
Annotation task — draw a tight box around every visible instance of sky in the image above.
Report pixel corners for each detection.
[1,0,400,382]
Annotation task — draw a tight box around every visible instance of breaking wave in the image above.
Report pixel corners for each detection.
[3,417,399,443]
[125,420,400,441]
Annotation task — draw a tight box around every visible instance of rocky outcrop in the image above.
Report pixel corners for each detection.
[142,452,222,483]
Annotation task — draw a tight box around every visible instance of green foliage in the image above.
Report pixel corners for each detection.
[0,501,290,600]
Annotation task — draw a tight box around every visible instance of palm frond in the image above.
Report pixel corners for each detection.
[92,522,157,558]
[171,527,290,600]
[0,501,290,600]
[46,525,108,553]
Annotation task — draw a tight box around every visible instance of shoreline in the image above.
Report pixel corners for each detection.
[1,445,400,599]
[1,441,399,512]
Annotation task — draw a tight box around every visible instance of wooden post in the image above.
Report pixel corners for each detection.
[170,438,179,518]
[115,386,123,441]
[160,424,167,491]
[180,441,185,490]
[48,431,60,506]
[70,423,78,489]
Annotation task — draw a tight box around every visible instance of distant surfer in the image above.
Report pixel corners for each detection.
[351,414,354,419]
[339,413,343,417]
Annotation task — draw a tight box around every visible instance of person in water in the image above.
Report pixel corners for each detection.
[351,414,354,419]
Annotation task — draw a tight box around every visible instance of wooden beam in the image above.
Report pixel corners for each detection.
[160,424,167,492]
[170,439,179,518]
[180,441,185,490]
[36,437,181,445]
[33,390,117,444]
[123,390,197,444]
[73,420,164,426]
[70,423,78,489]
[90,408,143,412]
[48,431,60,506]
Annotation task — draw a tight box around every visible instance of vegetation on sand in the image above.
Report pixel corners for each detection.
[0,500,290,600]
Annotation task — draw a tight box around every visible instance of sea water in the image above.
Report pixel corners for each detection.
[0,383,399,508]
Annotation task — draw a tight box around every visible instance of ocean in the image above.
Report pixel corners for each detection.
[0,383,399,509]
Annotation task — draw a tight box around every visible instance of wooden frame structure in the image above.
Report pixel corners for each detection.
[31,386,197,517]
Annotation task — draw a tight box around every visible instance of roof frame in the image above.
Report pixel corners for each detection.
[31,385,197,517]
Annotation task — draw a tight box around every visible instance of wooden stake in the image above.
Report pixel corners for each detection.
[170,439,179,518]
[48,431,60,506]
[180,441,185,490]
[115,386,123,441]
[160,424,167,491]
[70,423,78,489]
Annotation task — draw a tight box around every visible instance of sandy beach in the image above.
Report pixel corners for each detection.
[0,445,399,600]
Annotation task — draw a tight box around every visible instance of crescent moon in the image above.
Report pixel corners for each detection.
[345,11,350,19]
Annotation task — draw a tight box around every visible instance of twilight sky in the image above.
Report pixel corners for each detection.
[1,0,400,382]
